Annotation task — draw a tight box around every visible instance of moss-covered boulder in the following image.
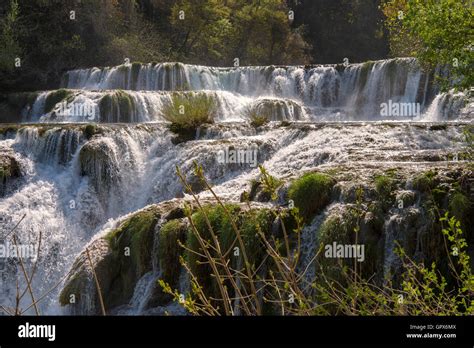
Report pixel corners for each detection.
[44,89,74,113]
[78,139,121,203]
[58,237,114,315]
[60,206,161,314]
[145,219,188,307]
[98,90,136,122]
[288,172,335,221]
[104,206,161,307]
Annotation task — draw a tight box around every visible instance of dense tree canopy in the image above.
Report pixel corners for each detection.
[382,0,473,90]
[0,0,471,92]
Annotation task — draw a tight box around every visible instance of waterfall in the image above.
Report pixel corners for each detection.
[1,56,472,316]
[13,58,463,123]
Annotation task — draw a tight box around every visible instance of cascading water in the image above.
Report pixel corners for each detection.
[1,120,471,314]
[0,57,472,316]
[18,58,471,123]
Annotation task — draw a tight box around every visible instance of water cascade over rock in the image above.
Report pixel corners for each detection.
[6,58,470,123]
[0,57,472,315]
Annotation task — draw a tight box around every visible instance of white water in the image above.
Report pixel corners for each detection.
[0,121,470,314]
[1,57,472,315]
[20,58,471,122]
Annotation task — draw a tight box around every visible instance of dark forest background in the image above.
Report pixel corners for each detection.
[0,0,471,93]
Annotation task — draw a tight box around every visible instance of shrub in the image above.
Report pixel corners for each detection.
[163,93,216,132]
[244,105,270,127]
[412,170,437,192]
[374,174,396,201]
[288,172,335,221]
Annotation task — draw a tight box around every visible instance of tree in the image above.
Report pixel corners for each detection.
[382,0,473,90]
[0,0,21,73]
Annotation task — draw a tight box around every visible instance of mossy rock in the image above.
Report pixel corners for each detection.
[0,154,21,197]
[316,203,385,283]
[78,139,121,201]
[44,89,73,113]
[98,90,136,122]
[103,206,161,308]
[58,238,115,314]
[83,124,100,140]
[288,172,335,221]
[186,204,273,301]
[158,219,187,286]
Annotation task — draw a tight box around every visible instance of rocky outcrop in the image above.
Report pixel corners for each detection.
[0,153,22,197]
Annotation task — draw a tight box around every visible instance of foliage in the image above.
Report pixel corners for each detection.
[382,0,473,90]
[0,0,21,73]
[161,165,474,316]
[244,104,270,127]
[289,0,390,63]
[169,0,310,66]
[163,93,216,134]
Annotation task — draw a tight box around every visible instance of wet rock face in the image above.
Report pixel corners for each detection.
[78,138,122,208]
[0,154,21,197]
[59,164,473,315]
[60,206,161,314]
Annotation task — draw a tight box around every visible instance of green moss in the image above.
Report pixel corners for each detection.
[374,174,396,201]
[44,89,73,113]
[449,192,470,225]
[240,208,273,264]
[83,124,99,140]
[98,90,135,122]
[158,219,187,285]
[105,207,160,304]
[288,172,335,221]
[412,170,437,192]
[98,94,112,120]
